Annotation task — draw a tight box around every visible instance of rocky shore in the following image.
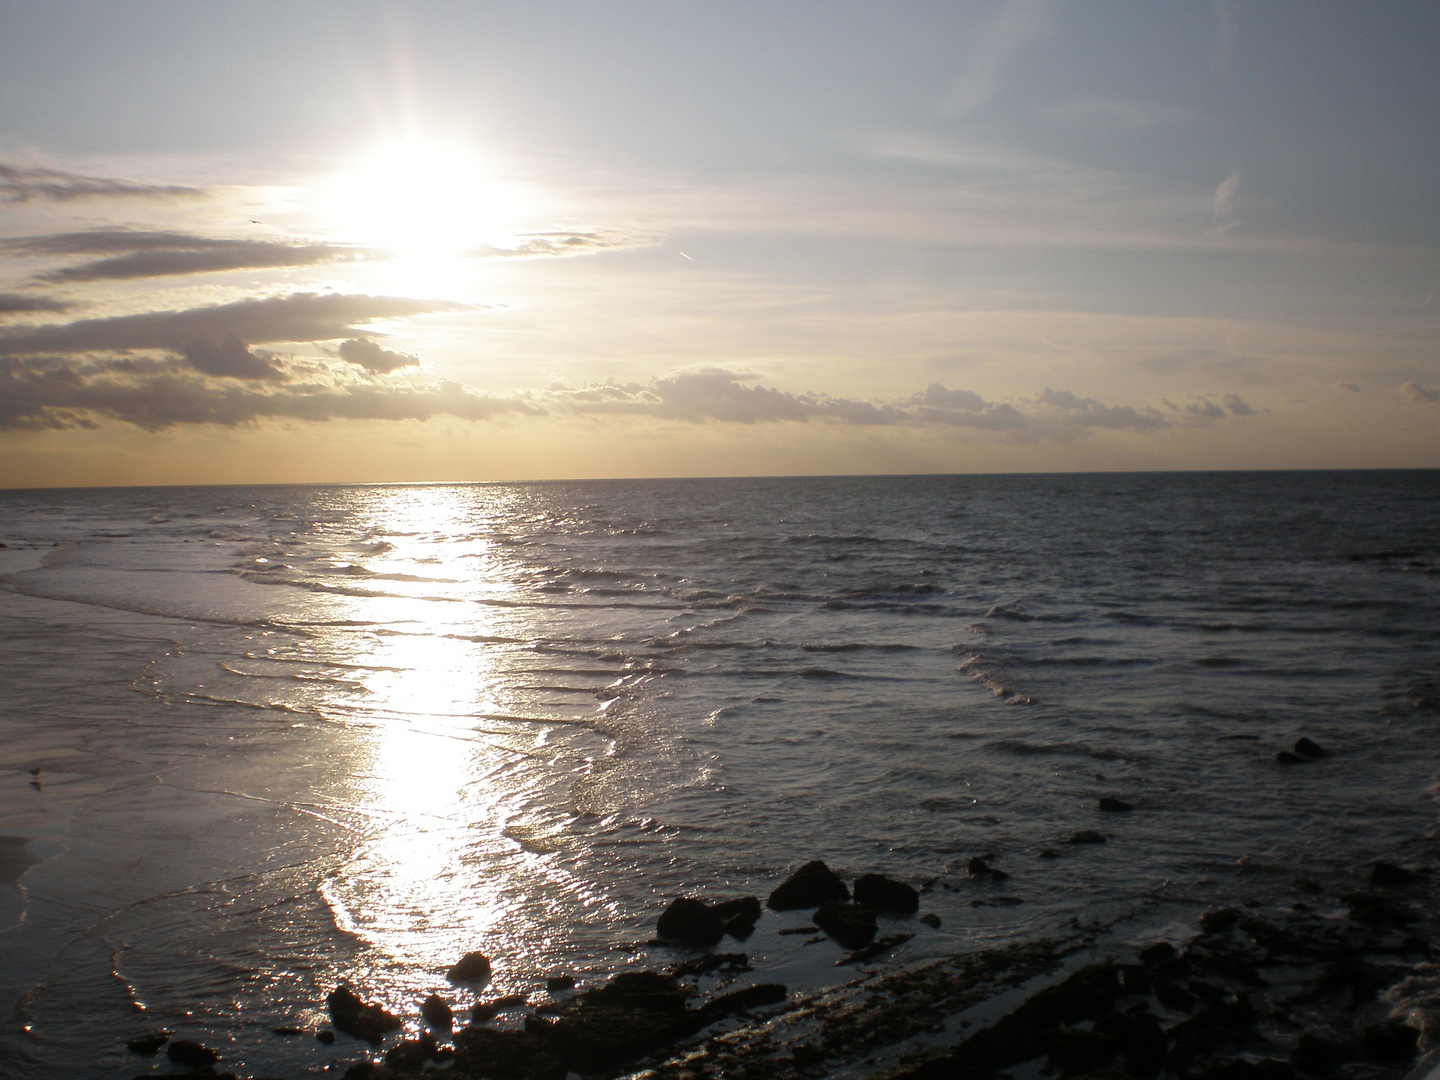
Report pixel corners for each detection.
[122,849,1440,1080]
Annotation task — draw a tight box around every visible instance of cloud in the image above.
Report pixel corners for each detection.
[1034,386,1167,429]
[1336,382,1362,393]
[942,0,1052,117]
[0,162,200,203]
[0,292,72,316]
[0,355,535,431]
[0,291,466,357]
[1403,381,1440,403]
[1167,392,1256,421]
[1212,0,1237,73]
[1211,169,1242,233]
[181,335,283,381]
[337,337,419,373]
[1046,98,1195,132]
[1220,393,1255,415]
[1,230,374,282]
[472,230,655,260]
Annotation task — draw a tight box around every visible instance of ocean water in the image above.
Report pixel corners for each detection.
[0,472,1437,1078]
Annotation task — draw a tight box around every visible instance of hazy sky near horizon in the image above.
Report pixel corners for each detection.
[1,0,1437,485]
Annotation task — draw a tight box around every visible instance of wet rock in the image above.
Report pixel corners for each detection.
[1193,1057,1296,1080]
[700,983,787,1017]
[327,984,403,1044]
[472,993,530,1022]
[453,1026,566,1080]
[853,873,920,913]
[1066,830,1107,845]
[1343,889,1414,927]
[1096,1005,1167,1077]
[1153,979,1197,1013]
[385,1030,441,1069]
[316,1029,336,1044]
[1290,1033,1357,1077]
[1199,907,1239,932]
[767,860,850,910]
[709,895,762,938]
[1292,737,1326,759]
[657,896,725,946]
[125,1031,171,1055]
[547,975,576,992]
[672,952,749,976]
[446,950,493,985]
[271,1025,304,1036]
[595,971,688,1016]
[1098,797,1133,812]
[421,993,453,1031]
[1275,750,1306,764]
[838,932,915,966]
[813,901,877,950]
[1048,1025,1119,1076]
[1138,941,1176,966]
[1370,860,1421,886]
[524,971,693,1072]
[1361,1019,1419,1063]
[920,912,942,928]
[166,1039,219,1068]
[967,856,1010,880]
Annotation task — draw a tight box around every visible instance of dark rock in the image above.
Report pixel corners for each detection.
[701,983,787,1017]
[597,970,688,1015]
[1370,860,1421,886]
[1292,737,1326,759]
[838,932,914,965]
[1290,1033,1357,1077]
[853,873,920,913]
[657,896,725,946]
[1119,964,1153,996]
[1199,907,1239,932]
[446,950,493,984]
[920,912,942,928]
[777,924,820,935]
[167,1039,219,1068]
[316,1029,336,1044]
[547,975,576,992]
[126,1031,171,1055]
[1361,1019,1419,1063]
[473,993,530,1022]
[1049,1025,1118,1075]
[1096,1005,1167,1078]
[524,971,693,1072]
[710,895,762,939]
[1098,797,1133,812]
[1343,889,1414,926]
[386,1031,441,1068]
[1194,1057,1296,1080]
[813,901,877,950]
[453,1025,566,1080]
[1153,979,1197,1013]
[421,993,453,1031]
[967,857,1012,881]
[1275,750,1306,764]
[271,1025,304,1036]
[343,1063,379,1080]
[672,952,749,976]
[1066,830,1107,844]
[1038,848,1059,858]
[767,860,850,910]
[1138,941,1176,966]
[327,984,403,1044]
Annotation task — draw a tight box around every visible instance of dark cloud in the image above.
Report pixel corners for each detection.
[1404,381,1440,403]
[1220,393,1256,415]
[2,229,373,282]
[337,337,419,373]
[1033,386,1167,429]
[0,356,534,431]
[181,336,283,381]
[0,292,72,315]
[0,292,466,357]
[0,162,200,203]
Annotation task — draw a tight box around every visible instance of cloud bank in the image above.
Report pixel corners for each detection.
[0,162,201,203]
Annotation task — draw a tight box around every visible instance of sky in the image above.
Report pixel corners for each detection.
[0,0,1437,486]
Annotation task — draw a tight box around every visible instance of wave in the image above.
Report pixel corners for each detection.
[988,738,1146,763]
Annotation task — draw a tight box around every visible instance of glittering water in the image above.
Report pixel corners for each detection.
[0,473,1437,1077]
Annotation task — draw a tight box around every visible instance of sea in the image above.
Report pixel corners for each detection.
[0,471,1437,1078]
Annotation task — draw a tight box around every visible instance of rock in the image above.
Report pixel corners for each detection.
[1370,860,1420,885]
[1096,1006,1167,1077]
[1066,830,1107,845]
[327,984,403,1044]
[547,975,576,992]
[657,896,725,946]
[967,856,1009,880]
[597,971,688,1016]
[700,983,787,1017]
[446,950,493,985]
[472,993,530,1023]
[1098,797,1133,812]
[453,1026,566,1080]
[421,993,453,1031]
[1275,750,1306,764]
[1292,737,1326,759]
[814,901,877,950]
[1290,1033,1357,1076]
[316,1029,336,1044]
[1199,907,1239,932]
[837,932,915,965]
[1361,1019,1419,1063]
[166,1039,219,1068]
[1138,941,1176,966]
[672,952,749,976]
[920,912,942,928]
[1154,979,1197,1013]
[767,860,850,910]
[853,873,920,913]
[1048,1024,1118,1075]
[710,896,762,938]
[272,1025,305,1036]
[1343,889,1414,926]
[523,971,693,1072]
[125,1031,171,1055]
[386,1031,442,1069]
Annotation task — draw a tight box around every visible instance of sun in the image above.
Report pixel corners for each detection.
[318,138,530,256]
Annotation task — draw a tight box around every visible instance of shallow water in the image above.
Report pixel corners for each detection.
[0,472,1437,1077]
